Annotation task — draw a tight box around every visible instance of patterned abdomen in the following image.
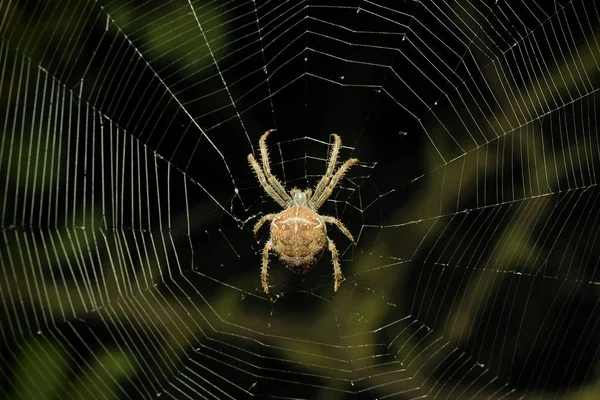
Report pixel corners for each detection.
[270,206,327,273]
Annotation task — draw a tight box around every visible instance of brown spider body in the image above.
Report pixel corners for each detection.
[270,206,327,274]
[248,129,358,297]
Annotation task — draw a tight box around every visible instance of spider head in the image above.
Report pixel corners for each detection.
[290,188,312,207]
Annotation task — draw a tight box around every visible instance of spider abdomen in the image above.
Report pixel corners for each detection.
[271,206,327,274]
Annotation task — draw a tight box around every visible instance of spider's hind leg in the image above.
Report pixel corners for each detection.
[261,240,274,297]
[327,238,343,293]
[253,213,276,236]
[322,216,356,244]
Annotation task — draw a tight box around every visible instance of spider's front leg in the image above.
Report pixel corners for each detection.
[327,238,343,292]
[261,240,274,297]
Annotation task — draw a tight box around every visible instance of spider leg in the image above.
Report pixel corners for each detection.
[310,157,359,210]
[248,154,288,208]
[261,240,274,297]
[253,213,276,235]
[322,216,356,244]
[327,238,343,293]
[258,129,291,205]
[312,134,341,204]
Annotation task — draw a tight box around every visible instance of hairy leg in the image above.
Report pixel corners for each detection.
[328,238,343,293]
[253,213,276,235]
[311,157,359,210]
[322,216,355,244]
[261,240,274,297]
[258,129,291,205]
[312,134,341,205]
[248,154,288,208]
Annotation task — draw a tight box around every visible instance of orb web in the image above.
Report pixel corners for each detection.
[2,1,600,399]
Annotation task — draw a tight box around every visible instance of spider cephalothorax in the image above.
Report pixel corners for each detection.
[248,129,358,296]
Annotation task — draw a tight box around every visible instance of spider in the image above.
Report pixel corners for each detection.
[248,129,358,297]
